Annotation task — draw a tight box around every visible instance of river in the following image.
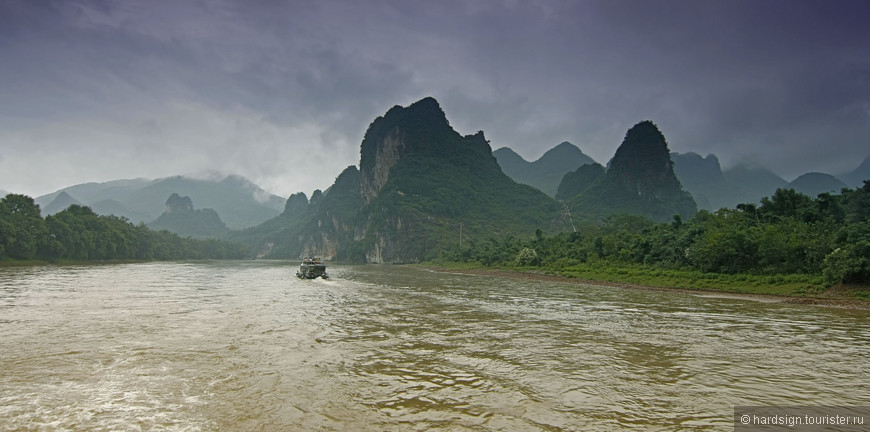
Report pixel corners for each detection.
[1,261,868,431]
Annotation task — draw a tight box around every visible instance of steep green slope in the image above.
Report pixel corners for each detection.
[358,97,564,262]
[555,163,605,201]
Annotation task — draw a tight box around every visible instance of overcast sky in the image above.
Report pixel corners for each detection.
[2,0,869,198]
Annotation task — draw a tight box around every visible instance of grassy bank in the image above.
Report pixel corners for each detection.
[425,260,870,305]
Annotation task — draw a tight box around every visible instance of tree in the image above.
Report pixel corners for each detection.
[0,194,46,259]
[515,247,539,266]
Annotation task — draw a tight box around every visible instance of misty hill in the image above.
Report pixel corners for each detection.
[670,152,747,210]
[566,121,697,222]
[670,157,853,207]
[842,155,870,188]
[788,172,848,197]
[88,199,153,223]
[35,178,152,209]
[493,142,596,197]
[721,164,789,205]
[242,97,565,263]
[35,175,284,229]
[147,193,230,239]
[42,191,82,216]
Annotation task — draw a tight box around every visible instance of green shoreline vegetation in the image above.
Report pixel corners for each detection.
[427,260,870,304]
[0,194,248,262]
[3,180,869,307]
[433,183,870,305]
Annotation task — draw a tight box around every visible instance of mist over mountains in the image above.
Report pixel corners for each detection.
[13,96,869,260]
[498,143,867,212]
[493,142,596,197]
[34,175,284,230]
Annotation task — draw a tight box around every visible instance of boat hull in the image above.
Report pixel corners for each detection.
[296,264,328,279]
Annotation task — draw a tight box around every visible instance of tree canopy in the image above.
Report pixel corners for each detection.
[0,194,248,262]
[442,182,870,286]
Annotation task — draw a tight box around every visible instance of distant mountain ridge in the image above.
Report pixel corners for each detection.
[493,142,596,197]
[35,174,284,230]
[842,155,870,188]
[495,139,869,210]
[788,172,848,197]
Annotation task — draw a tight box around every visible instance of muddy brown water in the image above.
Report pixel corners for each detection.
[2,261,868,430]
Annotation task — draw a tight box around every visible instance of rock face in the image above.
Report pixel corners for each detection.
[568,121,697,222]
[361,127,405,205]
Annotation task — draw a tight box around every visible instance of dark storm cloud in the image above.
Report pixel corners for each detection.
[1,0,868,197]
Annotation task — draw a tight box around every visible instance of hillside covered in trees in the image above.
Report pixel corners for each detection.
[442,182,870,287]
[0,194,248,261]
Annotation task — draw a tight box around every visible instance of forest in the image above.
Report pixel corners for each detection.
[0,194,248,262]
[441,182,870,287]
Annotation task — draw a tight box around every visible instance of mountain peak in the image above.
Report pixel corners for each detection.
[42,191,82,216]
[165,193,194,213]
[610,121,669,174]
[568,120,696,222]
[789,172,848,197]
[606,121,685,199]
[359,97,488,205]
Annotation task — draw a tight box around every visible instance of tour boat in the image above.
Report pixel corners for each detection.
[296,257,328,279]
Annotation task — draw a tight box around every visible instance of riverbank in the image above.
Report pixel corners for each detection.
[423,263,870,310]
